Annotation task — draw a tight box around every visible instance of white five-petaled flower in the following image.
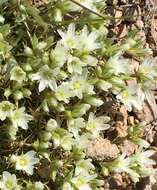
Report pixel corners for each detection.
[107,55,132,75]
[10,66,26,84]
[0,171,19,190]
[74,133,91,149]
[86,112,110,138]
[32,65,59,92]
[138,58,157,80]
[67,56,86,74]
[55,82,73,103]
[116,84,143,111]
[10,107,33,130]
[69,71,94,99]
[0,101,14,121]
[71,173,96,190]
[58,23,78,49]
[78,26,100,53]
[110,154,140,183]
[131,150,156,167]
[14,151,39,175]
[50,42,68,67]
[75,159,95,176]
[68,117,85,138]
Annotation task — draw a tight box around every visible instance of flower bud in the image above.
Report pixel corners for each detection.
[4,88,12,98]
[41,132,52,142]
[49,97,58,107]
[24,46,33,56]
[40,142,50,149]
[33,140,40,150]
[23,88,31,97]
[97,80,112,91]
[84,96,103,107]
[24,63,32,72]
[13,90,23,100]
[57,104,65,112]
[0,15,5,24]
[72,104,91,117]
[10,155,17,163]
[46,119,58,132]
[54,8,62,22]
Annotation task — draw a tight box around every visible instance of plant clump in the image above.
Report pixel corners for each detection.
[0,0,156,189]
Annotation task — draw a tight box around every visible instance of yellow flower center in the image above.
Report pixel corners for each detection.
[2,104,11,112]
[75,177,85,187]
[73,81,81,90]
[87,122,96,130]
[19,156,29,167]
[66,38,74,47]
[5,180,14,189]
[123,91,130,99]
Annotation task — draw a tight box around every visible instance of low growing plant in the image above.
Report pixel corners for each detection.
[0,0,156,189]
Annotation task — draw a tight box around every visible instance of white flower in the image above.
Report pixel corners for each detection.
[0,171,19,190]
[15,151,39,175]
[55,82,73,103]
[69,71,94,99]
[74,133,91,149]
[78,26,100,52]
[86,112,110,138]
[32,65,59,92]
[60,133,74,151]
[10,66,26,84]
[107,56,132,75]
[10,107,33,129]
[71,173,96,190]
[58,23,78,49]
[116,84,143,111]
[67,56,85,74]
[68,118,85,137]
[75,159,94,176]
[0,101,14,121]
[50,42,68,67]
[110,154,140,182]
[131,150,156,167]
[138,59,157,80]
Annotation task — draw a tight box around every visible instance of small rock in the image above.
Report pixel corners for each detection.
[134,102,154,123]
[119,140,137,156]
[116,121,128,137]
[86,138,120,161]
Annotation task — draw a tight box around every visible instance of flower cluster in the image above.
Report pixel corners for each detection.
[102,149,155,183]
[0,0,156,189]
